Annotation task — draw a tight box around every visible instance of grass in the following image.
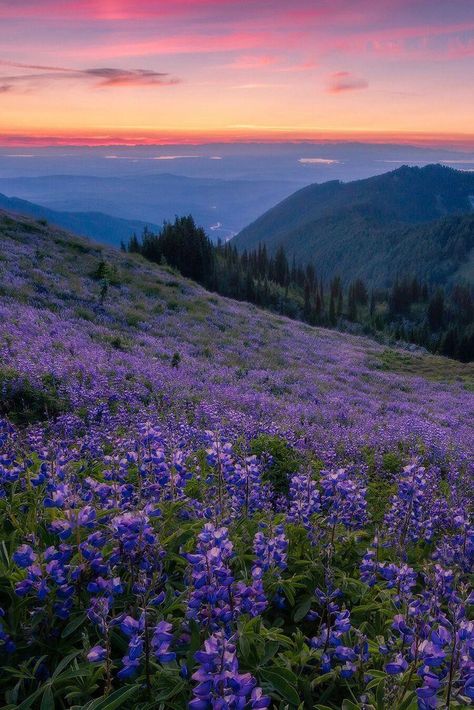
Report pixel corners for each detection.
[370,348,474,389]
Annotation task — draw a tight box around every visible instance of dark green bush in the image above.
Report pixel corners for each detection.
[0,368,68,424]
[250,434,301,495]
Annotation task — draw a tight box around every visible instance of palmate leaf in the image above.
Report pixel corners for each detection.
[260,639,280,665]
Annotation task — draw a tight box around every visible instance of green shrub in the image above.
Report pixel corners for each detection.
[249,434,302,494]
[382,451,403,474]
[171,352,181,368]
[90,258,121,285]
[0,368,69,424]
[366,480,397,525]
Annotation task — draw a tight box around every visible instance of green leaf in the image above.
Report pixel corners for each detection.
[53,667,91,682]
[40,686,55,710]
[293,596,313,622]
[84,686,139,710]
[365,670,387,678]
[376,677,385,710]
[311,672,335,687]
[16,685,46,710]
[261,640,280,665]
[154,680,187,702]
[342,702,360,710]
[397,691,417,710]
[260,668,300,707]
[61,613,87,639]
[239,634,251,662]
[51,651,81,680]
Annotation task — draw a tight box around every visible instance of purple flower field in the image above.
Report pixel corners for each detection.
[0,214,473,708]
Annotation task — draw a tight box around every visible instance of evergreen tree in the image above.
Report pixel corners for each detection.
[427,289,445,330]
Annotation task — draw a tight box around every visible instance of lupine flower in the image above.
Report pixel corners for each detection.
[87,645,107,663]
[13,544,36,568]
[151,620,176,663]
[288,472,320,529]
[253,523,288,572]
[190,632,270,709]
[319,467,367,530]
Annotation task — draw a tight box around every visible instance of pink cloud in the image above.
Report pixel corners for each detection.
[67,31,296,59]
[326,71,368,93]
[0,60,180,90]
[330,21,474,59]
[226,54,278,69]
[0,0,268,20]
[275,59,317,73]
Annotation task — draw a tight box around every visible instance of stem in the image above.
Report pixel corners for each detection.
[398,636,419,704]
[143,607,151,696]
[445,625,458,708]
[104,624,112,696]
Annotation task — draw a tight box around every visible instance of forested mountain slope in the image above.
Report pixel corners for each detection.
[234,164,474,286]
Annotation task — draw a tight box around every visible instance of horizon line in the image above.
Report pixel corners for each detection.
[1,129,474,151]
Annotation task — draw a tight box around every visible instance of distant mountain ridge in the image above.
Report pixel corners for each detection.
[0,192,158,246]
[0,172,297,243]
[233,165,474,286]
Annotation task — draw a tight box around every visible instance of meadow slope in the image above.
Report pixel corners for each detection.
[0,212,472,709]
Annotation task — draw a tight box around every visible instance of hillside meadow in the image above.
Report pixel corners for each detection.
[0,213,472,709]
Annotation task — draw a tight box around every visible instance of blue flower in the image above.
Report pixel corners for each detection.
[12,544,36,568]
[87,645,107,663]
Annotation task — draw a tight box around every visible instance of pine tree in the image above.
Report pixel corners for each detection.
[427,289,445,330]
[329,293,336,325]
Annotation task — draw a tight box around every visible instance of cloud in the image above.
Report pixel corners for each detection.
[226,55,317,73]
[0,60,179,90]
[326,71,368,93]
[232,83,286,90]
[83,67,179,87]
[226,54,278,69]
[298,158,340,164]
[65,31,289,60]
[275,60,318,73]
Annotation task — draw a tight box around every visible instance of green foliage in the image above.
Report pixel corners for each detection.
[366,480,396,525]
[249,435,302,494]
[382,451,403,474]
[128,217,215,287]
[0,368,69,424]
[91,258,121,286]
[171,352,181,368]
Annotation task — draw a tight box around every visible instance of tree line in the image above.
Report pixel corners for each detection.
[124,216,474,362]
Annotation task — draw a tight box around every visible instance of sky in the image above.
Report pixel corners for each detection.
[0,0,473,146]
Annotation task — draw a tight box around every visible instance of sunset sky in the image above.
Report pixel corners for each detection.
[0,0,473,146]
